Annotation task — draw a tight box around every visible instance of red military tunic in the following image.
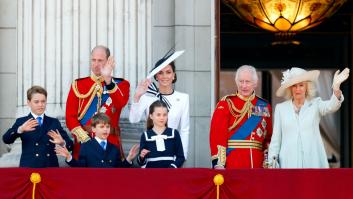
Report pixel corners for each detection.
[66,74,130,159]
[210,92,272,168]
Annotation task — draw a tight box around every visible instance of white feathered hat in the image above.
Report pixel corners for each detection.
[276,67,320,97]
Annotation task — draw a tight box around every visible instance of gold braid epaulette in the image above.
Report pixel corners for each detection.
[72,80,98,99]
[72,74,105,98]
[220,93,237,101]
[226,93,255,131]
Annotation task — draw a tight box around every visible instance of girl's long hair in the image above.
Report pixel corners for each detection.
[146,100,169,130]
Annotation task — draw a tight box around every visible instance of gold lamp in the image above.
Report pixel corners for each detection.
[223,0,347,33]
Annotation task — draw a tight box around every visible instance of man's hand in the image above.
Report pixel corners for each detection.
[133,79,152,102]
[332,68,350,91]
[101,56,115,84]
[18,118,38,133]
[48,129,65,146]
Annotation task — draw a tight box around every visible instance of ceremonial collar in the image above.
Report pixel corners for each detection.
[236,92,255,101]
[90,73,104,83]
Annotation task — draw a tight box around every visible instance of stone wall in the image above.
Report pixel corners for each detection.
[0,0,17,157]
[0,0,216,168]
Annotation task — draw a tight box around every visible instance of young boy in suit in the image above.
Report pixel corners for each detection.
[56,113,139,167]
[2,85,73,168]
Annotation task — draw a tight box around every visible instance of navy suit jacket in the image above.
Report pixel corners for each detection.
[2,113,73,168]
[67,138,131,168]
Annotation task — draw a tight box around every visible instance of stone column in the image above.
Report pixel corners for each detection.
[0,0,152,167]
[150,0,214,167]
[17,0,152,117]
[0,0,17,157]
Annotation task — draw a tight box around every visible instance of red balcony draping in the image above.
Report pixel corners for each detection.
[0,168,352,199]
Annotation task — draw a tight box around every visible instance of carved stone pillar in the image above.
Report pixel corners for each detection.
[0,0,152,167]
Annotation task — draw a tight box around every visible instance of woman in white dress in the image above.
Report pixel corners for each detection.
[268,67,349,168]
[129,56,190,159]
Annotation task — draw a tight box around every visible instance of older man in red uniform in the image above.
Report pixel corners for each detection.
[66,45,129,159]
[210,65,272,169]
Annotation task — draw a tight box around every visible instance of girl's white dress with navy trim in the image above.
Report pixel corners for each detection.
[137,128,185,168]
[129,90,190,158]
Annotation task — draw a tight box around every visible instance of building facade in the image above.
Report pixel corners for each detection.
[0,0,216,167]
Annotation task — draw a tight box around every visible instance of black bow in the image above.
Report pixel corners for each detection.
[147,82,172,110]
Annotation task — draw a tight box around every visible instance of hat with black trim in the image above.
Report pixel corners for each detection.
[147,47,184,79]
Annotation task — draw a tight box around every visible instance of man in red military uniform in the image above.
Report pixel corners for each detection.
[66,45,129,159]
[210,65,272,169]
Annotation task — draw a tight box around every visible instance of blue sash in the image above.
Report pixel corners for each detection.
[79,78,123,125]
[80,91,109,126]
[226,98,267,155]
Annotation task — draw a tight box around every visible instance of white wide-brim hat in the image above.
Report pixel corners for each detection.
[147,50,184,79]
[276,67,320,97]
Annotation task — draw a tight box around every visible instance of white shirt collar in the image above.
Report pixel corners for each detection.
[31,112,44,119]
[95,137,107,144]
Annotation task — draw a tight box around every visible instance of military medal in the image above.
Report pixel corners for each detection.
[251,106,258,116]
[256,128,263,137]
[100,106,107,113]
[258,106,262,116]
[106,97,112,106]
[261,119,267,129]
[263,107,269,117]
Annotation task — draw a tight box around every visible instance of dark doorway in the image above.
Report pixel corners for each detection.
[218,0,353,167]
